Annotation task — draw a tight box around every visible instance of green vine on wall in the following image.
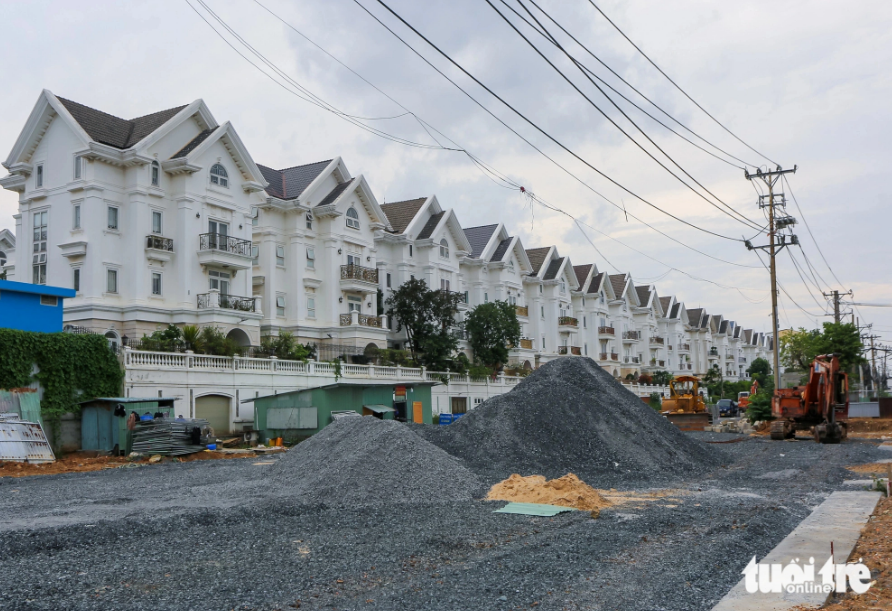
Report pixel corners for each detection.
[0,330,124,442]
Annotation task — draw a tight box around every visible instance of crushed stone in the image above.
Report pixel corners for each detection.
[486,473,611,510]
[267,416,483,505]
[416,357,723,486]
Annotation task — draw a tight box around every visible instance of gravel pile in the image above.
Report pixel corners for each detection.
[418,357,722,485]
[267,416,483,505]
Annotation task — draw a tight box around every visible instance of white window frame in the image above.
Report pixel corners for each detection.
[210,163,229,188]
[484,292,489,303]
[73,267,80,293]
[73,155,84,180]
[306,247,315,269]
[106,268,118,294]
[305,211,313,230]
[151,210,162,235]
[307,297,316,319]
[151,160,160,186]
[251,207,259,226]
[345,207,360,230]
[107,206,119,230]
[439,238,449,258]
[276,294,286,317]
[73,204,81,230]
[347,295,362,312]
[275,245,285,267]
[386,272,391,288]
[35,163,44,188]
[151,272,162,296]
[32,210,48,285]
[251,245,259,265]
[409,244,413,257]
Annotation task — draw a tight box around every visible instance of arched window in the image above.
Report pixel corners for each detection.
[151,160,160,187]
[305,211,313,230]
[439,238,449,258]
[210,163,228,188]
[508,259,514,272]
[345,207,360,229]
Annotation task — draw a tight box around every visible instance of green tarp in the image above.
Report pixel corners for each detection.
[494,502,578,516]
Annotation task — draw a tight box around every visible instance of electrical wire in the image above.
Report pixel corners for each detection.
[586,0,778,167]
[782,175,845,288]
[364,0,754,243]
[787,249,830,313]
[752,249,825,319]
[498,0,763,230]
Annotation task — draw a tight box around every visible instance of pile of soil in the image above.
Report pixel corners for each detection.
[417,358,722,485]
[486,473,611,510]
[267,417,483,505]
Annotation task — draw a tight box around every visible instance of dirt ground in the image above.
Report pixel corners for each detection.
[809,494,892,610]
[0,450,255,478]
[847,418,892,439]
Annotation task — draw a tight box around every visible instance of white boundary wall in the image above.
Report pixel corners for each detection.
[122,349,670,430]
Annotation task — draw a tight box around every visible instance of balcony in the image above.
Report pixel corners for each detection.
[558,316,578,328]
[197,292,256,312]
[649,336,664,345]
[610,353,619,361]
[658,360,665,367]
[571,346,582,356]
[680,343,691,352]
[515,305,529,317]
[598,326,615,336]
[558,346,568,355]
[339,312,382,328]
[686,363,693,370]
[197,233,253,270]
[599,352,608,360]
[622,330,640,342]
[145,235,174,263]
[709,347,719,358]
[725,354,735,361]
[623,355,640,364]
[519,338,533,350]
[340,264,379,293]
[668,345,673,351]
[739,357,747,364]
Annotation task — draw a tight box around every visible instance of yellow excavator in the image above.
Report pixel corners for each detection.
[661,375,711,431]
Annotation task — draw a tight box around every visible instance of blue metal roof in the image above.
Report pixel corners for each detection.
[0,279,76,298]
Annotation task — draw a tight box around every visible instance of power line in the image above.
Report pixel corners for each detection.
[782,175,845,288]
[489,0,764,231]
[363,0,753,243]
[586,0,778,166]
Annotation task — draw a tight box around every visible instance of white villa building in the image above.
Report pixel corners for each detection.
[1,91,772,432]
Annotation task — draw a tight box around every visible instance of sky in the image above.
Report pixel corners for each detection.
[1,0,891,347]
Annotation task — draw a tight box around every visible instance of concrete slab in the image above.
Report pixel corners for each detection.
[712,491,881,611]
[840,479,880,486]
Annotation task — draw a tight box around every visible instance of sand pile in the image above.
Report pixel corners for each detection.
[266,417,483,505]
[487,473,611,510]
[416,358,722,486]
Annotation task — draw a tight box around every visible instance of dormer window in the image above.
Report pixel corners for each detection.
[151,160,160,186]
[346,207,360,229]
[439,238,449,258]
[210,163,228,188]
[560,279,566,294]
[600,291,605,304]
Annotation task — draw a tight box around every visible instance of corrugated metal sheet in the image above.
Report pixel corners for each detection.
[18,392,42,427]
[494,502,577,516]
[850,403,880,418]
[0,420,55,463]
[267,407,318,430]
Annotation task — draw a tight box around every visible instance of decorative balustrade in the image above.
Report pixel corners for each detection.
[519,338,533,350]
[649,336,664,345]
[599,352,608,360]
[146,235,174,251]
[515,305,529,317]
[339,313,383,327]
[340,264,378,284]
[570,346,582,355]
[681,343,691,351]
[623,355,640,364]
[558,346,568,355]
[622,330,640,340]
[598,326,615,335]
[610,353,619,361]
[199,232,252,256]
[558,316,578,327]
[709,348,719,357]
[197,293,257,312]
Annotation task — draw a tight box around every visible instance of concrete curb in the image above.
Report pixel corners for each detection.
[712,490,882,610]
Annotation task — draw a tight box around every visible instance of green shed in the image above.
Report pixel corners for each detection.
[78,397,178,454]
[245,381,438,443]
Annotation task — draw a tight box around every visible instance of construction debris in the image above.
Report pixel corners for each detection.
[268,416,483,505]
[131,418,210,456]
[487,473,611,511]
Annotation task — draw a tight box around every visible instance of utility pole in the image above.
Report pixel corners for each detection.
[822,290,853,324]
[745,165,798,391]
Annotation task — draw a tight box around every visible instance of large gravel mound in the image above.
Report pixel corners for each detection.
[417,358,722,485]
[267,416,483,505]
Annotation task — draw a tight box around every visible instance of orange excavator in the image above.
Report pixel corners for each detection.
[737,379,759,410]
[770,354,849,443]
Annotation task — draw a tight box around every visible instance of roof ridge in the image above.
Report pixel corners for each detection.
[56,96,128,124]
[381,197,427,206]
[276,159,332,172]
[127,104,188,122]
[463,223,499,231]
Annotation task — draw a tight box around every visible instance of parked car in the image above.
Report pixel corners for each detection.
[716,399,739,417]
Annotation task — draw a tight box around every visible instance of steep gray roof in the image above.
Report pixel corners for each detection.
[542,257,564,281]
[490,237,513,262]
[744,329,753,343]
[417,212,445,240]
[170,127,217,159]
[525,247,550,276]
[258,160,332,201]
[609,274,627,298]
[573,264,592,289]
[687,308,704,328]
[670,302,681,318]
[381,198,427,234]
[635,285,651,306]
[659,296,672,313]
[315,178,355,208]
[463,224,498,258]
[58,96,186,149]
[587,272,604,294]
[719,320,729,334]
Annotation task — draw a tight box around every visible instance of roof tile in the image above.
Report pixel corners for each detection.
[525,247,550,275]
[463,224,498,258]
[573,264,592,289]
[58,96,186,149]
[258,159,332,201]
[417,212,446,240]
[315,178,354,208]
[543,257,564,281]
[609,274,627,297]
[380,198,427,234]
[490,237,513,262]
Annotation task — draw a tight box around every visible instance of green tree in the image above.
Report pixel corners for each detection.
[746,357,772,383]
[813,322,864,371]
[779,328,822,370]
[702,364,727,398]
[465,301,521,374]
[651,370,674,386]
[746,374,774,423]
[385,278,463,370]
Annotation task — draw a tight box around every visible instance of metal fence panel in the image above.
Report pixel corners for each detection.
[0,421,55,462]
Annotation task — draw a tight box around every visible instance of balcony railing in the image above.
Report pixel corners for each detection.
[340,264,379,284]
[146,235,173,251]
[658,360,665,367]
[558,346,568,355]
[558,316,578,327]
[681,343,691,351]
[515,305,529,317]
[339,313,381,328]
[199,233,252,257]
[610,353,619,361]
[598,326,615,335]
[739,357,747,364]
[649,336,664,345]
[686,363,693,370]
[623,330,640,340]
[599,352,608,360]
[197,293,256,312]
[519,338,533,350]
[725,354,735,360]
[571,346,581,356]
[623,355,640,364]
[709,348,719,357]
[668,345,673,351]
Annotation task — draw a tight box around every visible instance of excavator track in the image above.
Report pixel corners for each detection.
[770,420,794,440]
